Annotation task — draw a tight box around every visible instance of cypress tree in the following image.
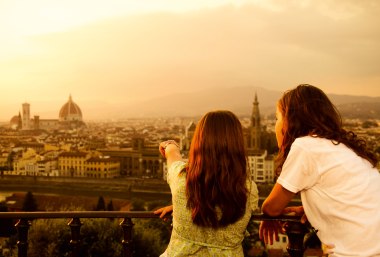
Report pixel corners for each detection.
[95,196,106,211]
[22,191,38,212]
[0,201,16,236]
[107,200,114,211]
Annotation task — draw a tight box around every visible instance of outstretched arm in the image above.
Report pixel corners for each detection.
[159,140,182,168]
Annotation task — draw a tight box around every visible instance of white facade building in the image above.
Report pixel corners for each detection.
[247,150,275,183]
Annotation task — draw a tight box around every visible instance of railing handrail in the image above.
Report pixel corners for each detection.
[0,211,303,222]
[0,211,162,219]
[0,211,306,257]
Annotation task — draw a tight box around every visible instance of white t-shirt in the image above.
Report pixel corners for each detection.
[278,136,380,257]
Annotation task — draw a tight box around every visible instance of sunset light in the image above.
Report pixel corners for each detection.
[0,0,379,121]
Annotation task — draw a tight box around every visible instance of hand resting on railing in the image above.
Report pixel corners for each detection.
[153,205,173,222]
[259,206,307,246]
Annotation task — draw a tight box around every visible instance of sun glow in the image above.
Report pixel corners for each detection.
[0,0,253,37]
[0,0,379,121]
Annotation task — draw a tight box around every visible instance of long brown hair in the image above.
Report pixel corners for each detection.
[186,110,248,228]
[276,84,378,175]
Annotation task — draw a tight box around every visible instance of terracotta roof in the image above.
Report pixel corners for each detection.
[59,95,82,120]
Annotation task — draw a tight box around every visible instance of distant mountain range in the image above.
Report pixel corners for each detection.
[86,86,380,121]
[2,86,379,123]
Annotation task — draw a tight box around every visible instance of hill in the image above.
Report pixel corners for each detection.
[335,102,380,120]
[3,87,379,122]
[99,86,380,120]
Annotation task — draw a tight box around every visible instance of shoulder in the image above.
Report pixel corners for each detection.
[167,161,187,184]
[292,136,335,152]
[169,160,187,172]
[293,136,324,145]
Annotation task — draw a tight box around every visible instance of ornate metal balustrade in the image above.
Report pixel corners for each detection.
[0,211,307,257]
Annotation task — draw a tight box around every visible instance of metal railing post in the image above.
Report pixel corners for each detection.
[15,218,30,257]
[68,217,83,257]
[284,221,308,257]
[120,217,134,257]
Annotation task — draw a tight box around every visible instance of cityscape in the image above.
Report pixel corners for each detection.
[1,93,379,179]
[0,93,280,179]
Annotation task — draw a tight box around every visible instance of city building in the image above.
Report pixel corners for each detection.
[84,156,120,178]
[98,137,163,178]
[9,95,85,131]
[180,121,196,154]
[58,152,89,177]
[58,151,120,178]
[248,150,275,183]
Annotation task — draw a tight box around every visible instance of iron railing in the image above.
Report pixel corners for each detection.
[0,211,307,257]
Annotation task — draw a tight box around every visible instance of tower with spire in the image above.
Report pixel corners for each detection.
[246,92,276,183]
[247,92,262,153]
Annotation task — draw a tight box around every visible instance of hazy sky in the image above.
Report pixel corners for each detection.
[1,0,380,121]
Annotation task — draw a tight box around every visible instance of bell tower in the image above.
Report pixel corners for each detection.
[22,102,31,130]
[248,92,261,151]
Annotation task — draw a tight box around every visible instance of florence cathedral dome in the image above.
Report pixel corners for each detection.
[59,95,83,122]
[10,114,21,129]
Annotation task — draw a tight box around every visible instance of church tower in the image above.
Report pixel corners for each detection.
[248,92,261,152]
[22,103,31,130]
[17,111,22,130]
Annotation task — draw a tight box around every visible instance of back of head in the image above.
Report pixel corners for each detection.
[279,84,341,143]
[186,110,248,228]
[276,84,377,174]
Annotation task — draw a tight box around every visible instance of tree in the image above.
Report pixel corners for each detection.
[0,201,17,237]
[0,201,8,212]
[132,218,171,257]
[362,120,378,128]
[107,200,114,211]
[0,166,6,177]
[146,200,171,211]
[6,151,15,171]
[95,196,106,211]
[25,203,174,257]
[130,198,146,211]
[22,191,38,212]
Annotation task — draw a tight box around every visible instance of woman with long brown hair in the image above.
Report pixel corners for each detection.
[260,84,380,256]
[155,110,258,256]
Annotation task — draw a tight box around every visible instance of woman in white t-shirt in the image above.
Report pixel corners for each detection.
[260,84,380,257]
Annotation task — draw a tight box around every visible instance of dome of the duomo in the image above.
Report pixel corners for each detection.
[10,114,21,129]
[59,95,83,122]
[10,115,20,125]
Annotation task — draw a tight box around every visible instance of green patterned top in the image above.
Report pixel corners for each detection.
[161,161,259,257]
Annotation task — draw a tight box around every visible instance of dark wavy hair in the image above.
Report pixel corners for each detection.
[276,84,378,176]
[186,110,248,228]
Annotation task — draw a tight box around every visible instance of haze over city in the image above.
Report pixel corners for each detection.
[1,0,380,121]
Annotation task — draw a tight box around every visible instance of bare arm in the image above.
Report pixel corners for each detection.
[259,183,297,245]
[261,183,296,216]
[159,140,182,168]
